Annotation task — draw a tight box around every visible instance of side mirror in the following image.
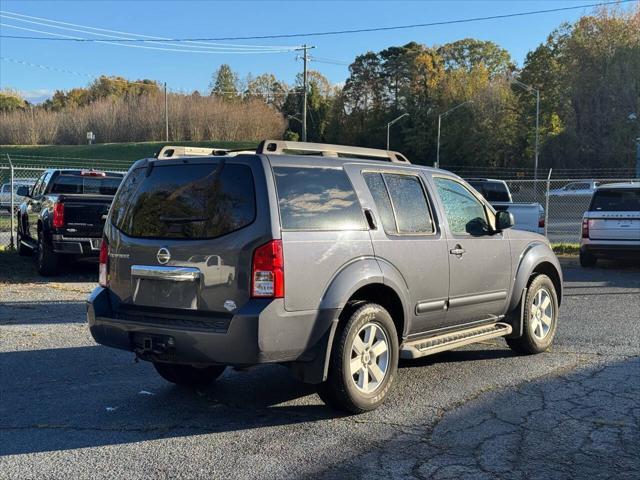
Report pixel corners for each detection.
[496,210,515,231]
[16,186,30,197]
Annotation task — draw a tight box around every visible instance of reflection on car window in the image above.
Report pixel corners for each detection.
[434,177,489,235]
[274,166,365,231]
[112,163,255,239]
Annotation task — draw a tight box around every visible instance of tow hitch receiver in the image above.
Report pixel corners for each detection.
[133,333,175,357]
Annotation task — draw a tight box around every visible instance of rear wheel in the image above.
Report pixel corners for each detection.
[506,274,558,355]
[317,303,398,414]
[36,234,59,276]
[579,250,597,268]
[153,362,226,387]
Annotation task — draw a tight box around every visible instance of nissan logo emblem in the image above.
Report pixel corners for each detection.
[157,247,171,265]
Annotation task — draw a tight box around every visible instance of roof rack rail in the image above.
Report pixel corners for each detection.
[256,140,410,164]
[154,145,254,159]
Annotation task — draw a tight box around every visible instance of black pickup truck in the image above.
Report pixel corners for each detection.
[16,169,124,275]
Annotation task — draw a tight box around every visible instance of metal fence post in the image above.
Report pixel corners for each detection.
[6,154,16,250]
[544,168,552,238]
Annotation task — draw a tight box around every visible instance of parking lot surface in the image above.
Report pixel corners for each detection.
[1,256,638,479]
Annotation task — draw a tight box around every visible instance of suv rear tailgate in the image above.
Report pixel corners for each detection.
[587,188,640,241]
[105,156,274,318]
[587,212,640,240]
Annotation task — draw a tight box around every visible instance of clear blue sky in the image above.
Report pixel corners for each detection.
[0,0,629,102]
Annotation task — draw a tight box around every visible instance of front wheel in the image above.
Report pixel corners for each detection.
[317,303,399,414]
[153,362,226,387]
[506,274,559,355]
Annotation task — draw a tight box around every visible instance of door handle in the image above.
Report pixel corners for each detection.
[364,208,377,230]
[449,245,466,257]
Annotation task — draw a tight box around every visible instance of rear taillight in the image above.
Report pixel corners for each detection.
[581,218,589,238]
[52,202,65,228]
[538,216,545,228]
[251,240,284,298]
[99,238,109,287]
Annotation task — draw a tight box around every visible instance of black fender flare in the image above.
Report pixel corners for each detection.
[505,241,563,337]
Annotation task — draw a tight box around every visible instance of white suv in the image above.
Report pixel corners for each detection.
[580,182,640,267]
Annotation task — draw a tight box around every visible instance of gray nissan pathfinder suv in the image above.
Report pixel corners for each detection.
[87,140,562,413]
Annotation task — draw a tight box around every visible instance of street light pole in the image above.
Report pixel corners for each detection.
[435,100,473,168]
[387,113,409,150]
[509,76,540,182]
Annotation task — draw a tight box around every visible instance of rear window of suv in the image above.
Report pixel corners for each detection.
[50,173,123,195]
[273,166,366,230]
[590,189,640,212]
[111,162,255,239]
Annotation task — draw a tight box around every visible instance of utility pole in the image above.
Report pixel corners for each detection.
[302,45,309,142]
[534,89,540,183]
[296,45,314,142]
[164,82,169,142]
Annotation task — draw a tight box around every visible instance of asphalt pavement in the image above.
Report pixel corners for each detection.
[0,256,638,479]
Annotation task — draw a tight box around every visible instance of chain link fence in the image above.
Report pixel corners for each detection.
[0,155,637,249]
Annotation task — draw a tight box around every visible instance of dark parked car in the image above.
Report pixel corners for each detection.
[88,141,562,413]
[16,169,124,275]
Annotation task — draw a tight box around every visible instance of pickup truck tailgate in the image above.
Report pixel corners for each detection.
[60,195,112,237]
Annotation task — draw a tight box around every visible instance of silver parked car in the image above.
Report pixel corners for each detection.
[0,180,34,212]
[580,182,640,267]
[548,180,600,197]
[88,140,563,413]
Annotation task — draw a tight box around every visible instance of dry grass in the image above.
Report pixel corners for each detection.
[0,94,286,145]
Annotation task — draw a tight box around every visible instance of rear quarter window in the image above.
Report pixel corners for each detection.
[273,166,365,231]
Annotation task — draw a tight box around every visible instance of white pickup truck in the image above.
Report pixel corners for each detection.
[467,178,545,235]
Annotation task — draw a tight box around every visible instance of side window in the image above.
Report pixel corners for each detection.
[31,174,46,197]
[434,177,489,236]
[363,173,396,233]
[273,166,366,231]
[363,172,434,234]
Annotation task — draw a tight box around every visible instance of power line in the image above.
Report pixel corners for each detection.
[0,22,299,54]
[0,1,632,42]
[309,55,351,66]
[0,10,300,50]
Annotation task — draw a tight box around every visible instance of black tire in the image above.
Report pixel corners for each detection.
[36,233,59,276]
[579,250,597,268]
[317,303,399,414]
[16,228,30,256]
[506,274,559,355]
[153,362,226,387]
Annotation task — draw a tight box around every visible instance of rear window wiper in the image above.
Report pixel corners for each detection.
[158,216,208,224]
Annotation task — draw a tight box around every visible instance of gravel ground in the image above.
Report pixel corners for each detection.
[0,255,638,479]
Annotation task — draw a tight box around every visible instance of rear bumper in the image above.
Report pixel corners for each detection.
[52,234,101,256]
[580,239,640,257]
[87,287,338,367]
